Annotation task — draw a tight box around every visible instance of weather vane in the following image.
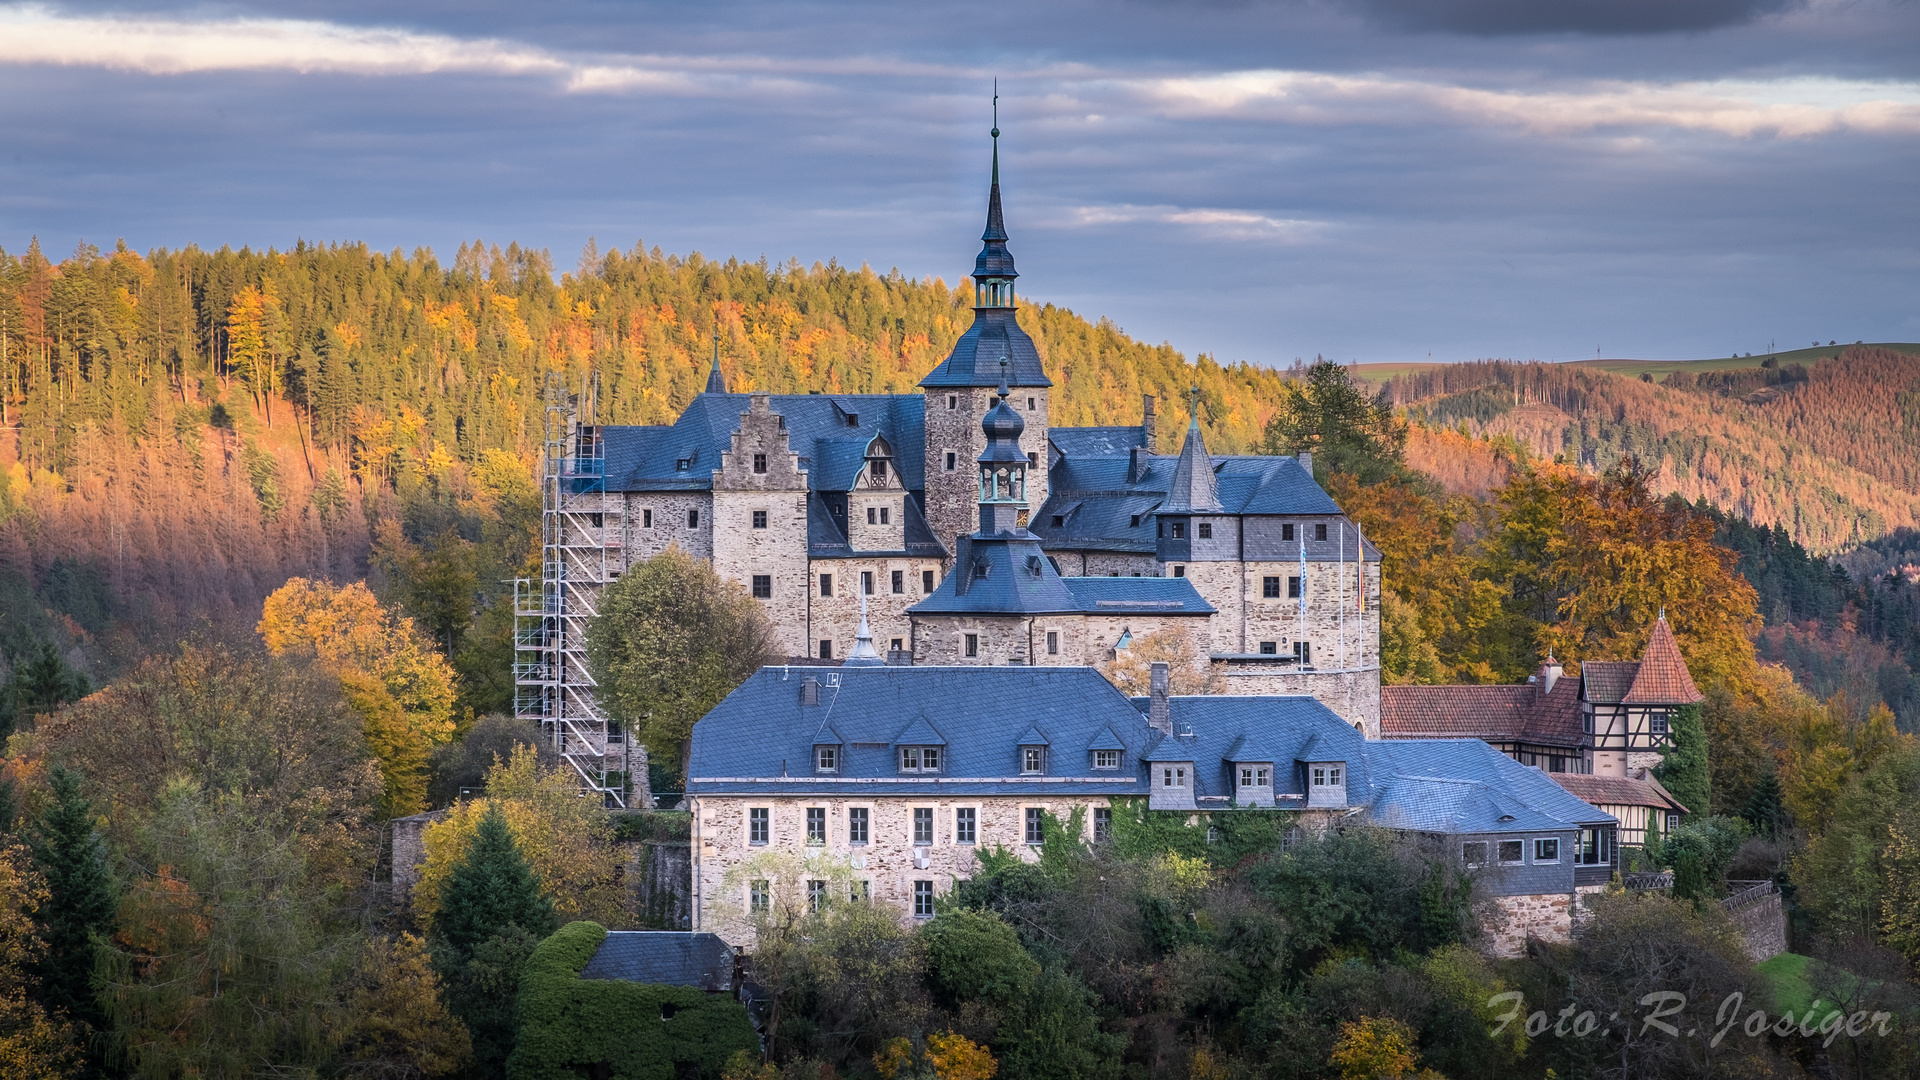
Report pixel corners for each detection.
[992,79,999,138]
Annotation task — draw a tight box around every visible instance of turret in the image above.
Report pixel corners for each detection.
[978,360,1029,535]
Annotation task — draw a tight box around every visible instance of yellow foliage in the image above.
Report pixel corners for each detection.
[1100,627,1221,697]
[258,577,457,815]
[414,746,623,926]
[874,1037,916,1080]
[926,1031,997,1080]
[1328,1016,1433,1080]
[0,843,82,1079]
[340,933,472,1078]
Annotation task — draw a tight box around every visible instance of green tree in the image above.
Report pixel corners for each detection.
[994,968,1122,1080]
[0,643,89,736]
[921,910,1038,1012]
[585,546,779,773]
[1654,703,1710,819]
[432,802,555,956]
[440,926,541,1080]
[1259,358,1409,485]
[1740,770,1788,840]
[29,767,116,1041]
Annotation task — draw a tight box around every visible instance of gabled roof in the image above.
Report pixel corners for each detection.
[1086,727,1127,752]
[811,722,845,745]
[1623,618,1705,704]
[1580,661,1640,705]
[1378,666,1584,748]
[892,716,946,746]
[1550,773,1690,815]
[600,393,927,495]
[580,932,737,991]
[1014,724,1049,746]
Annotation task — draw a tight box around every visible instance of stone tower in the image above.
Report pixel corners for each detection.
[920,118,1051,556]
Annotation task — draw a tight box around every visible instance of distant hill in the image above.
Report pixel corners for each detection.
[1383,346,1920,555]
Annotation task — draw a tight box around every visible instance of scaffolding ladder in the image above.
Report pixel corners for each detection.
[513,372,631,806]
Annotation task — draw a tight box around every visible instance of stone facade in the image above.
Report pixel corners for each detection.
[623,491,715,562]
[923,387,1049,552]
[1485,891,1575,958]
[1221,668,1383,739]
[691,792,1100,945]
[389,809,447,906]
[911,610,1208,669]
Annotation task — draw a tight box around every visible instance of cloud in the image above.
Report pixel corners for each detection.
[1136,70,1920,137]
[1050,203,1326,241]
[1352,0,1802,35]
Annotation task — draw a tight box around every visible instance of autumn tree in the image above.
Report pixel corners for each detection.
[1099,627,1221,697]
[586,546,779,773]
[259,578,459,815]
[0,842,82,1079]
[336,934,472,1079]
[27,766,114,1043]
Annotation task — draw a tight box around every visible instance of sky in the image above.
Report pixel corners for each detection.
[1,0,1917,367]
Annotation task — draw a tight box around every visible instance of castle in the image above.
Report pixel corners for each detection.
[516,126,1381,804]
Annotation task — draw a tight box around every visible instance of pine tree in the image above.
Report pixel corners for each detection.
[432,802,554,955]
[0,642,90,737]
[1741,771,1788,840]
[30,765,116,1035]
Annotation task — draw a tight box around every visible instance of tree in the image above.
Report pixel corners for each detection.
[259,578,459,815]
[0,842,82,1079]
[1259,358,1409,486]
[27,767,114,1040]
[585,546,779,773]
[0,644,88,737]
[431,801,555,956]
[1098,627,1220,698]
[439,926,541,1080]
[337,934,472,1079]
[1326,1017,1421,1080]
[993,968,1122,1080]
[415,746,621,929]
[1654,703,1710,819]
[427,714,555,808]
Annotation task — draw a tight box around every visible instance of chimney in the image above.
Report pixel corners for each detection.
[1141,395,1157,450]
[1148,662,1171,733]
[1297,450,1314,477]
[799,677,820,706]
[1128,445,1146,483]
[1542,659,1563,696]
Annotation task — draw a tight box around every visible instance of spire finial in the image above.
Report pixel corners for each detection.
[1188,385,1201,429]
[991,80,1001,185]
[1658,606,1667,622]
[998,355,1011,400]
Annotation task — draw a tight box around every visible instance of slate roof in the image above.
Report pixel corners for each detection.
[601,393,927,494]
[1623,618,1705,704]
[1378,665,1583,748]
[580,932,737,991]
[1132,696,1374,802]
[1363,738,1616,832]
[1550,773,1690,815]
[908,533,1213,616]
[1161,421,1222,514]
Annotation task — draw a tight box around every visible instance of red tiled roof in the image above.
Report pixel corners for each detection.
[1551,773,1689,814]
[1623,617,1705,704]
[1380,663,1584,748]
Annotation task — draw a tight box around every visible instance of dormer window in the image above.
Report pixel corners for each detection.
[1161,766,1187,788]
[899,746,942,773]
[1021,747,1046,774]
[676,457,691,471]
[870,459,888,483]
[1238,766,1270,788]
[1307,761,1347,808]
[815,746,838,773]
[1093,750,1120,770]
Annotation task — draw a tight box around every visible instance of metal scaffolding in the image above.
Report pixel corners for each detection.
[514,372,631,806]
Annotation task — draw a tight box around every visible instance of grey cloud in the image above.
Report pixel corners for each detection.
[1352,0,1802,35]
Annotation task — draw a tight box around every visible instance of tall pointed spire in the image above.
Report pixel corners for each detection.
[1161,389,1222,513]
[846,593,884,666]
[705,339,728,394]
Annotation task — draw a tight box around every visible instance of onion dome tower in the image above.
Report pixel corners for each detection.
[977,361,1030,535]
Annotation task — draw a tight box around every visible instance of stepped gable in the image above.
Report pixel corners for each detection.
[1379,661,1584,748]
[1622,616,1705,705]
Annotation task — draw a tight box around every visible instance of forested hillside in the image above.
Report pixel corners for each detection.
[1384,348,1920,555]
[0,238,1292,679]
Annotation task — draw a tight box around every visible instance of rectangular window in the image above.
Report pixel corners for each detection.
[1649,710,1670,735]
[923,570,936,593]
[1093,749,1120,770]
[1294,641,1312,665]
[1534,838,1561,863]
[752,510,767,529]
[643,508,654,528]
[1263,576,1281,598]
[913,880,935,917]
[1161,766,1187,788]
[1046,631,1059,655]
[753,453,767,474]
[955,807,977,844]
[880,506,890,524]
[867,506,877,525]
[1281,523,1295,541]
[751,575,772,599]
[1312,766,1327,786]
[1328,766,1342,786]
[1584,711,1594,735]
[947,395,958,410]
[819,573,833,597]
[890,638,903,651]
[914,807,934,845]
[1259,641,1277,655]
[1170,522,1186,539]
[1028,396,1036,410]
[689,509,700,529]
[892,570,904,594]
[806,808,825,845]
[1198,522,1213,539]
[851,880,870,903]
[945,451,957,471]
[1315,522,1328,542]
[871,459,888,483]
[819,639,832,659]
[1130,515,1141,528]
[1463,841,1488,867]
[1093,807,1113,842]
[1051,515,1064,527]
[750,880,770,913]
[749,808,769,845]
[1172,565,1185,578]
[1239,767,1269,787]
[964,634,979,658]
[848,807,869,844]
[816,746,838,773]
[1666,813,1680,832]
[1499,840,1524,864]
[862,571,874,595]
[808,879,827,912]
[900,747,919,771]
[1025,808,1045,845]
[1288,576,1302,598]
[1022,747,1045,774]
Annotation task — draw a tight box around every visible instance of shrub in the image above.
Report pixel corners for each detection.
[508,921,759,1080]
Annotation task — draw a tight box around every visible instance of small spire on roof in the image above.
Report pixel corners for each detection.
[846,593,883,666]
[705,339,728,394]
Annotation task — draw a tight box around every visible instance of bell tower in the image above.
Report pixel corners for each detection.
[921,100,1051,555]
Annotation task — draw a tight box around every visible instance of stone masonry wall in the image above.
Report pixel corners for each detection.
[810,557,944,659]
[711,393,813,656]
[1485,891,1574,958]
[1219,668,1381,737]
[691,793,1102,946]
[1726,892,1788,962]
[621,492,715,562]
[922,387,1050,559]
